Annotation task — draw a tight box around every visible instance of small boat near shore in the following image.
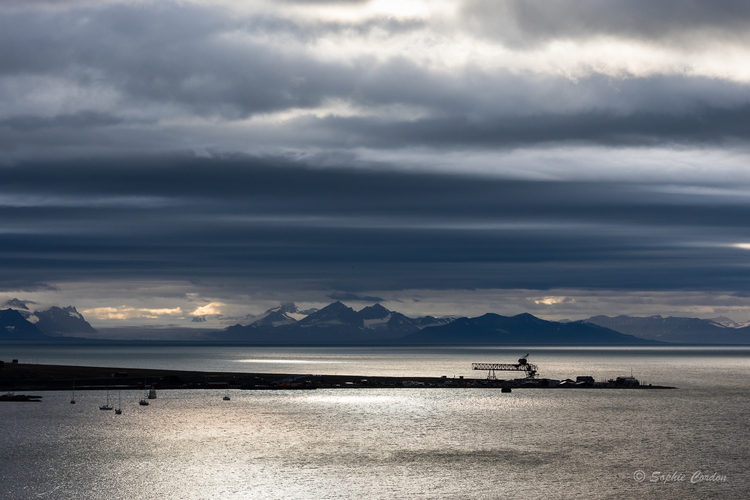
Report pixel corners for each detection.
[140,385,154,405]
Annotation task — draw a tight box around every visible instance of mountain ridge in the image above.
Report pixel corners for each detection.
[5,298,750,344]
[216,304,655,344]
[585,314,750,344]
[217,301,454,342]
[399,312,657,345]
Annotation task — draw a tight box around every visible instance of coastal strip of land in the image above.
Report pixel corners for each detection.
[0,362,675,392]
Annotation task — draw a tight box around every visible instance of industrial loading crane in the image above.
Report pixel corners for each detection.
[472,354,538,380]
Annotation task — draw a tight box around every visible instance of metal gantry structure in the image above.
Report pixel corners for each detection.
[472,354,538,380]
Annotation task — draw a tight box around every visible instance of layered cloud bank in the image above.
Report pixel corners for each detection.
[4,0,750,166]
[3,1,750,324]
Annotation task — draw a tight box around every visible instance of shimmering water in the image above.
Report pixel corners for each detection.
[1,344,748,499]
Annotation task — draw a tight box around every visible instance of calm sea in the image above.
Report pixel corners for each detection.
[1,344,747,499]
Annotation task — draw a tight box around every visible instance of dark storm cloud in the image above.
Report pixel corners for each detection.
[5,155,750,226]
[3,155,750,293]
[462,0,750,48]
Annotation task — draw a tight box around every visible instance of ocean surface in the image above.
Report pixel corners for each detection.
[1,344,747,499]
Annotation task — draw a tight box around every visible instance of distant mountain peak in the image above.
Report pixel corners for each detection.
[244,303,300,328]
[31,305,97,335]
[586,314,750,343]
[298,301,359,326]
[707,316,750,329]
[358,303,391,319]
[277,303,300,314]
[315,301,353,314]
[0,309,50,340]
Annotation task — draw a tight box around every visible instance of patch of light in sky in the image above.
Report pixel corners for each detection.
[534,296,571,306]
[221,9,750,84]
[250,100,433,123]
[191,302,225,316]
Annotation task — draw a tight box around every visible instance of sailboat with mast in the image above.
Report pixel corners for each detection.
[99,389,113,411]
[139,378,150,405]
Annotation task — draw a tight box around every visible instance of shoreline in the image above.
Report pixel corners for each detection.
[0,362,675,392]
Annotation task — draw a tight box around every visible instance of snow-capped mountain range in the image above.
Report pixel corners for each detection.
[1,299,97,339]
[239,303,319,328]
[4,297,750,344]
[219,301,455,342]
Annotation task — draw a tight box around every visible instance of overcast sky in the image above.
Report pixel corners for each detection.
[4,0,750,328]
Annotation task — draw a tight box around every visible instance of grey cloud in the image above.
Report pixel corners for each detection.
[2,298,34,309]
[4,73,750,159]
[0,112,124,132]
[297,72,750,149]
[327,292,386,302]
[0,3,422,120]
[0,281,60,293]
[303,103,750,149]
[462,0,750,48]
[0,4,354,117]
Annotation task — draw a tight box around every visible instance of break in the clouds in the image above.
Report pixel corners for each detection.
[3,0,750,325]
